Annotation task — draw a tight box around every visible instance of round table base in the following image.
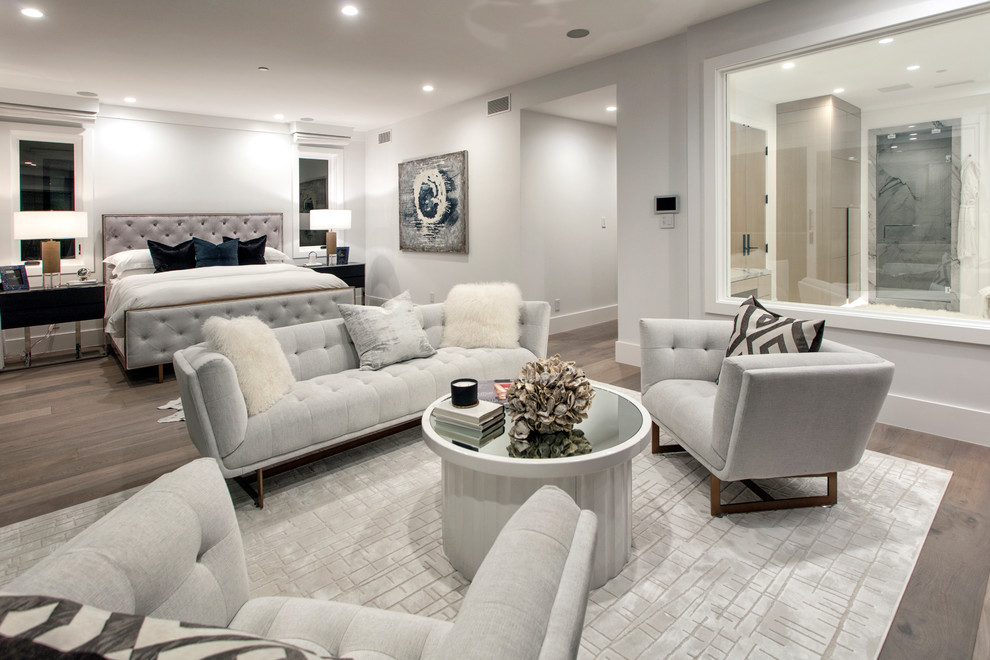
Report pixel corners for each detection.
[440,458,633,589]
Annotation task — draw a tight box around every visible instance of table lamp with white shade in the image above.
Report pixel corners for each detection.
[309,209,351,265]
[13,210,88,288]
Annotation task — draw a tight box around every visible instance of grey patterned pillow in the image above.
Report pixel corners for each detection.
[0,594,340,659]
[339,291,436,370]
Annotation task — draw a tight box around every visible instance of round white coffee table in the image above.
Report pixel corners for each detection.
[422,384,650,588]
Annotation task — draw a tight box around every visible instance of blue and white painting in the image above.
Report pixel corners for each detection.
[399,150,468,253]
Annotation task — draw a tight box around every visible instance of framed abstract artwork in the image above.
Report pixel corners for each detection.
[398,150,468,253]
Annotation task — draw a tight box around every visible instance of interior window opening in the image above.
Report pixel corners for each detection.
[724,10,990,323]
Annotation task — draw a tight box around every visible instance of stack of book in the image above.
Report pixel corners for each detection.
[433,398,506,450]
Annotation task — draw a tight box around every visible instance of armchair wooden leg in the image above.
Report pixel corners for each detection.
[651,423,685,454]
[710,472,838,516]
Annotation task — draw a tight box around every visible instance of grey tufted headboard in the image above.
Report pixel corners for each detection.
[102,213,283,259]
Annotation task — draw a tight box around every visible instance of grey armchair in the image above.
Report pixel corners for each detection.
[639,318,894,515]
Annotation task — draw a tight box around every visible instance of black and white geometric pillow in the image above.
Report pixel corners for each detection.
[725,296,824,358]
[0,594,341,660]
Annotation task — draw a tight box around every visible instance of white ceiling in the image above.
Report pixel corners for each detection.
[730,10,990,112]
[527,85,617,126]
[0,0,770,132]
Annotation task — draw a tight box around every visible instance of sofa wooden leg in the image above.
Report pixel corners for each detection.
[257,469,264,508]
[234,469,265,508]
[157,364,164,383]
[710,472,838,515]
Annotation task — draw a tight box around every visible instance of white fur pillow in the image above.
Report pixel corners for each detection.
[441,282,523,349]
[202,316,295,415]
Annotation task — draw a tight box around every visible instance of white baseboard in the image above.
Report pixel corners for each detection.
[549,305,617,335]
[878,394,990,447]
[615,340,640,367]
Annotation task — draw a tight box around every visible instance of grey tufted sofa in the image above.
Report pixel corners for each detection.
[174,300,551,505]
[3,458,598,659]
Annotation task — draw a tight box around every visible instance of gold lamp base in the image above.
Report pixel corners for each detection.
[41,239,61,288]
[325,230,337,265]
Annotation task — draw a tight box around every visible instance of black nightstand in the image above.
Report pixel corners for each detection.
[305,262,365,303]
[0,283,106,367]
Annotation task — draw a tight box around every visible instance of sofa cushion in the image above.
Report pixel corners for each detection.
[0,594,339,659]
[643,379,726,471]
[231,596,451,660]
[203,315,295,415]
[441,282,523,349]
[339,291,436,370]
[222,346,537,472]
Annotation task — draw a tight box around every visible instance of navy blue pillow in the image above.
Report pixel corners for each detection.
[147,239,196,273]
[193,237,239,267]
[223,235,267,265]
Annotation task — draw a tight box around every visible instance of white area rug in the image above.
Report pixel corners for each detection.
[3,407,950,659]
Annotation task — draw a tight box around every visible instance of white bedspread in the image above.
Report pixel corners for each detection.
[105,264,347,335]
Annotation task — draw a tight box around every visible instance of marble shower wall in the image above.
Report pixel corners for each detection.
[868,119,961,311]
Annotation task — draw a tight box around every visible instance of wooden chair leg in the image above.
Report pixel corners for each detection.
[710,472,838,516]
[651,423,685,454]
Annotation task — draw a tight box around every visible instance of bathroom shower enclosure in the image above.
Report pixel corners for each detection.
[869,119,960,311]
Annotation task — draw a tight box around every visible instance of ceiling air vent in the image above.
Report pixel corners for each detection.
[487,95,511,116]
[877,83,913,93]
[378,130,392,144]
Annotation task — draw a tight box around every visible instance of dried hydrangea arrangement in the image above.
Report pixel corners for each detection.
[505,354,595,458]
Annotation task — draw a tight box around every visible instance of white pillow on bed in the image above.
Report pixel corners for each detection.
[264,247,292,263]
[103,249,156,277]
[202,315,295,415]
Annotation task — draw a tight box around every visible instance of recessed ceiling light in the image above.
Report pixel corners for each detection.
[124,97,137,103]
[908,124,916,128]
[781,62,796,70]
[909,137,917,140]
[21,8,43,18]
[300,117,314,122]
[257,66,270,72]
[76,91,98,97]
[891,145,898,149]
[833,88,845,94]
[878,37,894,45]
[566,28,590,39]
[910,133,918,136]
[606,106,617,112]
[341,5,358,16]
[906,65,920,71]
[274,113,284,120]
[422,84,434,92]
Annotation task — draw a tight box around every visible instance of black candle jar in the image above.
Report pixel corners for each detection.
[450,378,479,408]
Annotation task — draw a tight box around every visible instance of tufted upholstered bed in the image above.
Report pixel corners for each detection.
[102,213,355,380]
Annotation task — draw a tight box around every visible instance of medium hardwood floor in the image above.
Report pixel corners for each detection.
[0,321,986,658]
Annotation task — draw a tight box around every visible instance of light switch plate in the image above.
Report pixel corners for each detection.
[660,215,675,229]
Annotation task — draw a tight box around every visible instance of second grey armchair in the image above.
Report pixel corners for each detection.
[639,318,894,515]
